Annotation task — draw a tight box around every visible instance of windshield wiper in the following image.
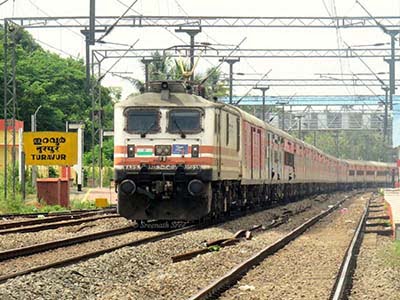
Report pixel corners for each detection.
[173,119,186,138]
[140,121,156,138]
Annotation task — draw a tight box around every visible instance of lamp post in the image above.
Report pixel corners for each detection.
[254,86,270,122]
[295,115,303,140]
[31,105,42,132]
[31,105,42,188]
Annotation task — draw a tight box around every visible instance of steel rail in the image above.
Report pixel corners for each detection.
[0,207,116,219]
[0,225,137,261]
[329,197,371,300]
[0,211,117,230]
[0,225,196,284]
[0,214,121,235]
[188,195,352,300]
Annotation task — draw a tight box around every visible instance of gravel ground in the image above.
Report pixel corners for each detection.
[0,216,133,251]
[0,229,161,279]
[349,197,400,300]
[0,191,358,300]
[219,193,369,300]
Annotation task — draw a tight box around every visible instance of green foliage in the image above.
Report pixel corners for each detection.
[380,240,400,268]
[0,192,67,214]
[301,131,393,162]
[394,241,400,258]
[142,51,228,98]
[83,166,114,187]
[149,51,176,80]
[208,245,221,252]
[0,26,115,157]
[48,166,59,178]
[70,199,96,210]
[84,138,114,167]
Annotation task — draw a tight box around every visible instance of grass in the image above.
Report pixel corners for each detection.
[394,241,400,258]
[380,240,400,269]
[0,197,101,214]
[0,167,102,214]
[0,196,68,214]
[69,199,97,210]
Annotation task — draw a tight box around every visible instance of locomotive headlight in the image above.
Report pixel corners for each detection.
[155,145,171,156]
[127,145,135,158]
[191,144,200,158]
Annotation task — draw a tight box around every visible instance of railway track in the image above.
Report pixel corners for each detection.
[0,213,121,234]
[0,194,328,285]
[0,224,196,284]
[331,195,393,300]
[0,191,365,299]
[188,193,366,300]
[0,207,116,220]
[0,209,117,230]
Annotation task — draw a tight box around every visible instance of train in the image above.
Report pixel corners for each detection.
[114,81,397,221]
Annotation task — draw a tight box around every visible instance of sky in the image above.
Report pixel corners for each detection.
[1,0,400,100]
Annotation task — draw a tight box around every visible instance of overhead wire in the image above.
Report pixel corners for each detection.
[112,0,187,44]
[0,0,11,6]
[97,0,140,43]
[27,0,85,41]
[199,37,247,85]
[330,0,357,96]
[235,69,272,105]
[35,38,81,59]
[171,0,261,98]
[113,0,225,82]
[99,39,140,81]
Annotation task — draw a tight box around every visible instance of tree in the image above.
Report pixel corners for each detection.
[0,26,115,157]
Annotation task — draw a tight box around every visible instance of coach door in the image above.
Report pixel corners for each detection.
[267,132,272,180]
[258,129,262,178]
[250,127,261,180]
[216,110,222,178]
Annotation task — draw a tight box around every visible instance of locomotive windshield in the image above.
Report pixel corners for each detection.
[168,109,201,133]
[126,109,160,134]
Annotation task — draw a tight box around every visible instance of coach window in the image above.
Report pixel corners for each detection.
[284,151,294,167]
[168,109,202,134]
[125,109,160,134]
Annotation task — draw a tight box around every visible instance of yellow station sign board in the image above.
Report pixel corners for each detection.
[24,132,78,166]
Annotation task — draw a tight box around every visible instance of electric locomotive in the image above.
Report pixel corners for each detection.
[114,81,219,220]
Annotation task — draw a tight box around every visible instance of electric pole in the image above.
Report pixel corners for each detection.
[384,31,399,110]
[254,86,270,122]
[382,86,390,143]
[141,58,154,92]
[220,58,240,104]
[296,115,303,140]
[175,27,201,81]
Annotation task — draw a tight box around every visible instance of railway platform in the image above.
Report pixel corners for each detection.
[383,189,400,240]
[70,187,117,206]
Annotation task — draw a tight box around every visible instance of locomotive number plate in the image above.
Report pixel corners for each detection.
[172,144,188,155]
